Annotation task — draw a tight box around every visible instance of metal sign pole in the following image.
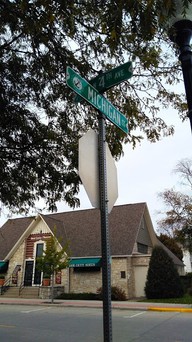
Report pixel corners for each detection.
[98,111,113,342]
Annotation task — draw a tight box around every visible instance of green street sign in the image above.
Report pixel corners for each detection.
[74,61,133,103]
[91,61,133,91]
[66,66,128,134]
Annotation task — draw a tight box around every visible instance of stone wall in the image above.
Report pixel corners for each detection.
[110,257,144,299]
[60,268,69,291]
[6,231,151,299]
[132,254,150,267]
[39,286,65,299]
[127,257,136,298]
[67,257,141,298]
[69,268,102,293]
[111,258,129,297]
[6,247,151,299]
[7,239,26,285]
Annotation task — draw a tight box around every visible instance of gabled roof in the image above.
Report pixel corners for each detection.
[0,202,184,267]
[0,203,147,259]
[0,216,34,260]
[42,202,147,257]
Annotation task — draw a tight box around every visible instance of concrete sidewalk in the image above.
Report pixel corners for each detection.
[0,297,192,312]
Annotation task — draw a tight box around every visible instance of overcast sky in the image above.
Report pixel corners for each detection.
[0,87,191,230]
[57,104,192,233]
[115,113,191,231]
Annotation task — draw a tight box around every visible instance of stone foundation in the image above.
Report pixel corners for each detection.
[39,286,64,299]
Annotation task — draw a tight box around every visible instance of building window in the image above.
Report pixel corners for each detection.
[36,243,44,257]
[121,271,126,279]
[137,243,148,254]
[34,243,44,285]
[140,219,145,229]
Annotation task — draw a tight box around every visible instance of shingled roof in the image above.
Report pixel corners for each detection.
[42,202,147,257]
[0,216,34,260]
[0,203,147,260]
[0,203,184,267]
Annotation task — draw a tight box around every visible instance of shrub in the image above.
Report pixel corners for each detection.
[56,292,99,300]
[57,287,127,301]
[187,287,192,296]
[97,286,127,301]
[180,274,192,293]
[145,246,184,299]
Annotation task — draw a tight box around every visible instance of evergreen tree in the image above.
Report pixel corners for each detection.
[145,246,184,299]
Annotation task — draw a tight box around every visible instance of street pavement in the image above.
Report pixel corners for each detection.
[0,297,192,312]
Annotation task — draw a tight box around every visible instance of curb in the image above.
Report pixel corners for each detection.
[0,300,192,313]
[148,307,192,313]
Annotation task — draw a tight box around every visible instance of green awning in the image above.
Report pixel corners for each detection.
[69,258,102,268]
[0,261,9,273]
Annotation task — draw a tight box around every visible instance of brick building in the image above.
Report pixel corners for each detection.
[0,203,184,299]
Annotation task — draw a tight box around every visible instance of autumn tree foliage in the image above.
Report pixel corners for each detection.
[158,158,192,252]
[145,246,184,299]
[158,233,183,261]
[0,1,190,213]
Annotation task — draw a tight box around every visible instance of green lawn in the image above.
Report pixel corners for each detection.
[140,294,192,305]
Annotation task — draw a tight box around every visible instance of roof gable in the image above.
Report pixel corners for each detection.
[0,217,34,260]
[42,209,102,257]
[42,203,147,257]
[0,203,155,259]
[136,217,153,247]
[0,214,55,260]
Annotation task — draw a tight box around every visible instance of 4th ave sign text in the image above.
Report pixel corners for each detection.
[74,61,132,103]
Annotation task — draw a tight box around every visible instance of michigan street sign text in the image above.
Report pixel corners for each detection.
[87,87,128,133]
[66,66,128,134]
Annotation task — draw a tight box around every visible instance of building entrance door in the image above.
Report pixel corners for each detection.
[34,262,42,285]
[24,261,34,286]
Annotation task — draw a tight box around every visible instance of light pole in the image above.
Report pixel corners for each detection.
[165,1,192,132]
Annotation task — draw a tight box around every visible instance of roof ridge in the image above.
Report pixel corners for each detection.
[40,202,147,218]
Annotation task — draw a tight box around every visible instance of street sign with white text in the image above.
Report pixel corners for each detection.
[66,66,128,134]
[74,61,133,103]
[91,61,133,91]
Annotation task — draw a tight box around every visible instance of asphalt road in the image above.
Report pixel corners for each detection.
[0,304,191,341]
